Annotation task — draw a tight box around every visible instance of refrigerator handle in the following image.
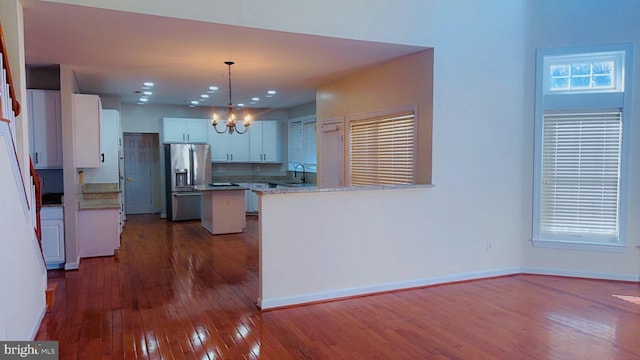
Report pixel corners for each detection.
[188,147,195,186]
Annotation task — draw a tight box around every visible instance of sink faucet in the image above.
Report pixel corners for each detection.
[294,163,306,183]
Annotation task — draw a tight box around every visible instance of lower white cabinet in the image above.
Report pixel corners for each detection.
[78,208,120,258]
[238,183,267,213]
[41,206,65,269]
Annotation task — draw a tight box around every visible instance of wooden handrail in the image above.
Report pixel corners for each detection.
[0,23,21,117]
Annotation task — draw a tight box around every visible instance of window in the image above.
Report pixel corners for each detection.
[348,109,416,186]
[543,51,625,94]
[288,115,316,172]
[533,45,631,251]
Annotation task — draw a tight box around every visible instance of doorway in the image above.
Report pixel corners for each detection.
[123,133,156,214]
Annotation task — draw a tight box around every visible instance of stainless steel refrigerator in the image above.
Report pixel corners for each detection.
[164,143,211,221]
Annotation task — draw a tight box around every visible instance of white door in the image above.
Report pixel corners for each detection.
[124,134,154,214]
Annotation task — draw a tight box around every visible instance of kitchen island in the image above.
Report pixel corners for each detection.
[194,184,248,235]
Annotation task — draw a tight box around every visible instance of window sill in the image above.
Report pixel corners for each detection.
[532,239,627,253]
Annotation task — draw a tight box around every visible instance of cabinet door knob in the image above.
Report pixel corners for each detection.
[101,153,105,163]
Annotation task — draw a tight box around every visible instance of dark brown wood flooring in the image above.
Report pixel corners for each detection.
[36,214,640,359]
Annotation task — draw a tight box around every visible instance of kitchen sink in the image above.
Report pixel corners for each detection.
[268,181,314,188]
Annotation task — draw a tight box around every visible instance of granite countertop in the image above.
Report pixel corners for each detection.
[254,183,434,195]
[42,203,64,208]
[79,183,121,210]
[266,180,317,188]
[82,183,121,194]
[194,184,249,191]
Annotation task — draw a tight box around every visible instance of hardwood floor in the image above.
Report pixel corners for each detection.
[36,214,640,359]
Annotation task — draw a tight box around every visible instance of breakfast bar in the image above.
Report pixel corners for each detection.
[194,183,248,235]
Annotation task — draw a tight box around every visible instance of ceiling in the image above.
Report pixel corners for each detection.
[21,1,427,110]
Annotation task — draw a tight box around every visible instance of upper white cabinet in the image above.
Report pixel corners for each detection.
[73,94,102,168]
[250,121,280,162]
[82,109,120,183]
[27,89,63,169]
[163,117,209,144]
[209,126,250,162]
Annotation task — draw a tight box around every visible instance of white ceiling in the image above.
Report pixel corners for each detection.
[22,1,427,109]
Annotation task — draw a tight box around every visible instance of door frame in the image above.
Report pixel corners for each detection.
[123,132,159,214]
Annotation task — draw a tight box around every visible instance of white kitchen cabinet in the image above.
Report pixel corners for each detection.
[82,109,120,183]
[209,125,250,162]
[249,121,280,162]
[73,94,102,168]
[237,182,266,213]
[40,206,65,269]
[247,183,266,212]
[27,90,63,169]
[163,117,209,144]
[78,208,120,258]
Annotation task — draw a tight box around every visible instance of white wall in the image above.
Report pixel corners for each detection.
[0,134,47,339]
[256,1,530,307]
[521,0,640,280]
[0,0,47,340]
[67,0,531,300]
[259,186,523,309]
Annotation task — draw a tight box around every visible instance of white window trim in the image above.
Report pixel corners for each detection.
[543,50,625,95]
[533,44,633,253]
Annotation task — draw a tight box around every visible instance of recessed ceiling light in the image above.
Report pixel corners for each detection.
[188,105,196,108]
[265,94,273,98]
[144,82,154,87]
[139,98,148,102]
[190,100,199,105]
[200,94,209,99]
[209,86,218,91]
[267,90,276,95]
[143,91,152,96]
[137,102,145,105]
[237,103,245,107]
[251,97,260,101]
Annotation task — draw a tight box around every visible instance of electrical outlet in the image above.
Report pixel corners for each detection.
[486,240,493,251]
[217,167,225,173]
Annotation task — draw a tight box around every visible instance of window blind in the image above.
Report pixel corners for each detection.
[349,111,415,186]
[304,121,317,168]
[540,111,622,242]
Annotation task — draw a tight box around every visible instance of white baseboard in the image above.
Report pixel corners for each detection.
[64,257,79,270]
[30,304,46,340]
[522,267,640,282]
[260,267,521,310]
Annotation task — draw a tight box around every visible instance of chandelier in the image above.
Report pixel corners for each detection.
[211,61,252,134]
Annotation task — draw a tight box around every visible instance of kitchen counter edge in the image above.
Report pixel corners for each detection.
[254,183,434,194]
[194,185,249,191]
